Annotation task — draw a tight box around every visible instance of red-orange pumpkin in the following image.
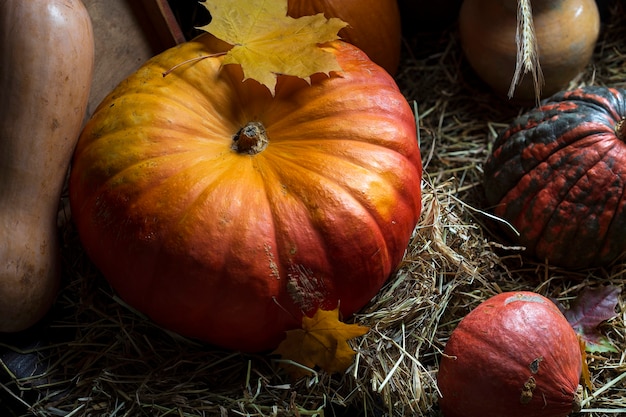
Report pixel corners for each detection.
[287,0,402,75]
[68,34,422,352]
[438,292,582,417]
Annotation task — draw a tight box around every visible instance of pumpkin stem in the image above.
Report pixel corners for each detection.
[616,118,626,141]
[232,122,269,155]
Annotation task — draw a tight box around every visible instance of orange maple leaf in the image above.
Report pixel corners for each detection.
[579,336,593,391]
[273,307,369,378]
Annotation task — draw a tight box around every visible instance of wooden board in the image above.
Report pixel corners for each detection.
[83,0,183,117]
[138,0,186,48]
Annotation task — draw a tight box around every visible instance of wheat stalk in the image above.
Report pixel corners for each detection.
[509,0,544,103]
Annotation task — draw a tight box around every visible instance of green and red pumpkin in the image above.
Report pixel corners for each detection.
[68,34,422,352]
[483,86,626,268]
[437,291,582,417]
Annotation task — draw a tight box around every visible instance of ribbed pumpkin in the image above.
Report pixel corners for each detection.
[68,34,422,352]
[483,86,626,269]
[437,291,582,417]
[286,0,402,75]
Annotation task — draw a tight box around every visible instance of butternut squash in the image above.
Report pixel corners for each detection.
[0,0,94,332]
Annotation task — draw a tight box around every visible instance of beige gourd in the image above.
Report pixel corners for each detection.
[459,0,600,102]
[0,0,94,332]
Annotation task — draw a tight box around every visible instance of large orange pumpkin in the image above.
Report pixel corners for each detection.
[286,0,402,75]
[69,34,422,352]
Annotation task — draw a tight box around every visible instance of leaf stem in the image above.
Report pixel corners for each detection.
[615,118,626,141]
[162,52,227,77]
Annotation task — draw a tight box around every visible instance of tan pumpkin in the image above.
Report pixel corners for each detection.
[0,0,94,332]
[459,0,600,102]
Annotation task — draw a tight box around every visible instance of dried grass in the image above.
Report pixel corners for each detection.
[1,2,626,416]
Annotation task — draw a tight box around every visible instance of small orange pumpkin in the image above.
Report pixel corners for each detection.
[438,292,582,417]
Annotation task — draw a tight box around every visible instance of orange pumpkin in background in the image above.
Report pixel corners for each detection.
[287,0,402,75]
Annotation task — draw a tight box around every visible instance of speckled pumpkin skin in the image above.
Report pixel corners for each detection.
[437,292,582,417]
[69,34,422,352]
[484,86,626,268]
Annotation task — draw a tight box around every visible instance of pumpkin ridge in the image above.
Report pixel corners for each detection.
[265,85,407,139]
[263,150,392,224]
[132,77,222,125]
[498,135,616,261]
[259,143,416,233]
[486,114,616,206]
[82,94,237,154]
[88,124,232,159]
[484,86,626,268]
[261,153,397,263]
[594,168,626,262]
[101,148,229,196]
[84,147,264,258]
[253,169,343,316]
[126,161,289,333]
[262,138,417,175]
[103,54,227,126]
[561,87,626,121]
[261,205,390,316]
[236,152,336,308]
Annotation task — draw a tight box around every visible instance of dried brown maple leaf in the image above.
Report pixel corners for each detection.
[561,285,621,353]
[273,307,369,378]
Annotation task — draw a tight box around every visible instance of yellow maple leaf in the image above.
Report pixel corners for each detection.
[198,0,347,95]
[273,307,369,378]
